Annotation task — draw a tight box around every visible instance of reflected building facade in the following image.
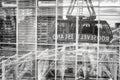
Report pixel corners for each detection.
[0,0,120,80]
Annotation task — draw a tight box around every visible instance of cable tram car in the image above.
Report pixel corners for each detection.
[52,18,113,44]
[50,0,113,44]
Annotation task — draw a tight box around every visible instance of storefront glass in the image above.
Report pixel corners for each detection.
[0,0,120,80]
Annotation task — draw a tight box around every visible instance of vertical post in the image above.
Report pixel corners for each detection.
[62,51,65,80]
[35,0,38,80]
[97,0,100,80]
[16,0,19,79]
[75,0,79,80]
[55,0,58,80]
[2,61,5,80]
[114,54,117,80]
[75,16,79,80]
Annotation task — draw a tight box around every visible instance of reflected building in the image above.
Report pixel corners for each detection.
[112,23,120,44]
[0,0,120,80]
[37,0,63,43]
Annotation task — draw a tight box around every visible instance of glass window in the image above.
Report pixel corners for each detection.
[81,22,98,35]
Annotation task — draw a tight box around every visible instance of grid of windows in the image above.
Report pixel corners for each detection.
[0,0,120,80]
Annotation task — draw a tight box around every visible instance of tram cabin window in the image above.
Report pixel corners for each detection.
[58,22,64,33]
[80,21,112,37]
[58,21,68,33]
[69,22,76,33]
[81,22,98,35]
[57,20,112,39]
[100,22,112,36]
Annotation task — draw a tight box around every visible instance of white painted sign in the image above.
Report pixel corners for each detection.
[52,34,110,43]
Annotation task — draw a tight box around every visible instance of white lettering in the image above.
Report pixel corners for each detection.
[60,34,64,40]
[80,34,84,40]
[86,34,91,40]
[105,37,110,42]
[69,34,74,40]
[52,34,55,40]
[90,35,94,40]
[93,35,97,41]
[52,34,110,43]
[99,36,105,42]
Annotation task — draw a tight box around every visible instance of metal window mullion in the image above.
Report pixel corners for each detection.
[35,0,38,80]
[62,51,65,80]
[2,61,5,80]
[75,16,79,80]
[97,0,100,80]
[75,0,79,80]
[55,0,58,80]
[16,0,19,80]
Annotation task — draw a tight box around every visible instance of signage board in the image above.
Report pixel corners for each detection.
[48,20,112,44]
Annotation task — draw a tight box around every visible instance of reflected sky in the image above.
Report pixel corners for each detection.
[24,0,120,28]
[63,0,120,28]
[99,0,120,27]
